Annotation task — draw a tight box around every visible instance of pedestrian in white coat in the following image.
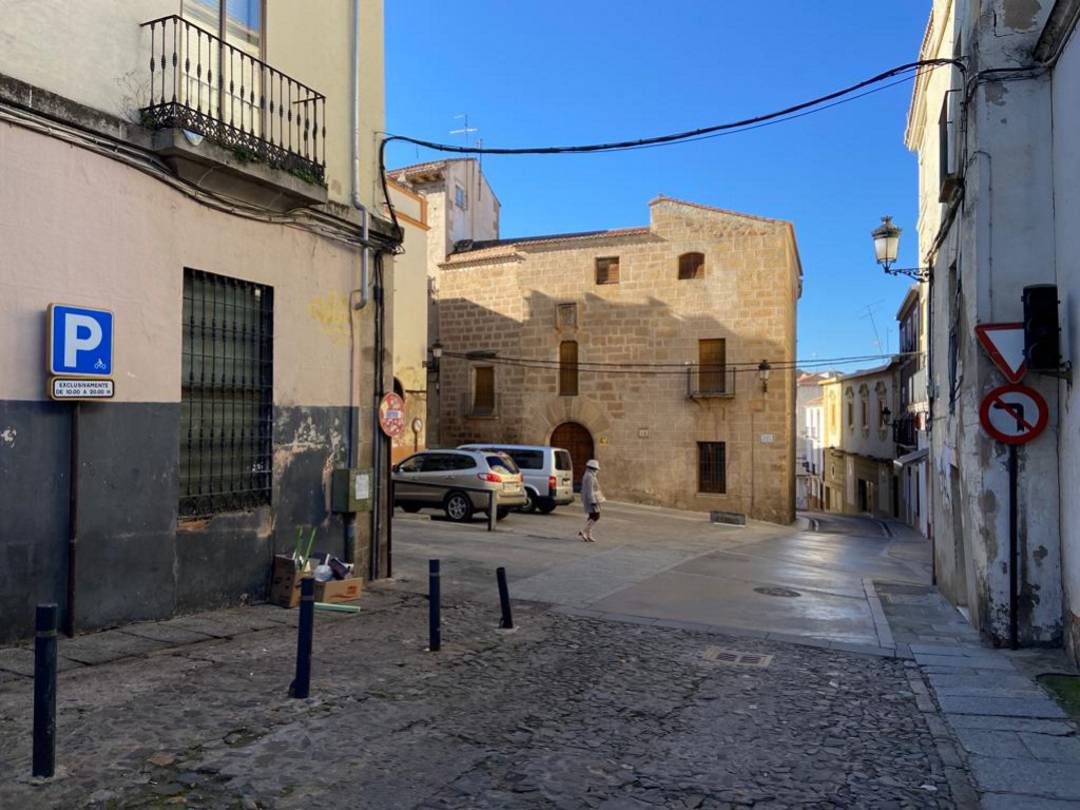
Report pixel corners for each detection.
[578,459,604,542]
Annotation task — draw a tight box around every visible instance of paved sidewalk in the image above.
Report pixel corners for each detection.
[878,579,1080,809]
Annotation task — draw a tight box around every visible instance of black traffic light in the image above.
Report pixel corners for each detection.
[1022,284,1060,372]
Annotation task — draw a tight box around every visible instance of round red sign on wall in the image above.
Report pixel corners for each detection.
[378,392,406,437]
[978,383,1049,445]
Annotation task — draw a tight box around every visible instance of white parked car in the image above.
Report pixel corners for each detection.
[458,444,574,514]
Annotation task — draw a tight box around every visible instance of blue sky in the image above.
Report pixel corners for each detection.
[385,1,930,368]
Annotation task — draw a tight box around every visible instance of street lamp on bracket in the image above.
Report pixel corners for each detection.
[872,216,930,281]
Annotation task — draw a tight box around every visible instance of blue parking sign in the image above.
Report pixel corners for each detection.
[49,304,113,377]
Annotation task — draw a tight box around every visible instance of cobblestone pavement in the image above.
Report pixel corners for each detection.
[0,590,964,809]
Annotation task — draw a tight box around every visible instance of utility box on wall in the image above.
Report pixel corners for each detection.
[331,468,373,513]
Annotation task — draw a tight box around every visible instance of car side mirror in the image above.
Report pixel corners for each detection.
[391,464,400,473]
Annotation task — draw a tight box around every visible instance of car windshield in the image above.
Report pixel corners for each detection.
[486,454,519,475]
[555,450,572,471]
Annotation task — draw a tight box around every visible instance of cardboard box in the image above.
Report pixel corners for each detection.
[315,577,363,604]
[270,554,304,608]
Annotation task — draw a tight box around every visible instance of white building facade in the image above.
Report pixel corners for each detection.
[906,0,1079,658]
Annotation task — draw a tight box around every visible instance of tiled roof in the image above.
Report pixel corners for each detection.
[449,226,651,256]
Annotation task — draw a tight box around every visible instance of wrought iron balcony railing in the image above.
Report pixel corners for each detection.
[141,15,326,183]
[686,366,736,399]
[893,412,918,448]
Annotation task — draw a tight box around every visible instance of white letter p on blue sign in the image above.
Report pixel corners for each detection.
[49,304,113,377]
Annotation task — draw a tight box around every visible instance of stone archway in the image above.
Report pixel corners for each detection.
[551,422,594,488]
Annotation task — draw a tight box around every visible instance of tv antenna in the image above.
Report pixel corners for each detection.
[858,301,888,355]
[450,113,478,149]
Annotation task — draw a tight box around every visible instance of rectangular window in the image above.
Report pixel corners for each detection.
[556,302,578,329]
[678,252,705,280]
[847,401,854,429]
[698,338,727,394]
[595,256,620,285]
[698,442,727,494]
[180,268,273,517]
[559,340,579,396]
[455,184,467,209]
[861,399,868,428]
[473,366,495,415]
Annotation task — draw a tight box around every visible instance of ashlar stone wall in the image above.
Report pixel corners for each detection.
[435,197,801,524]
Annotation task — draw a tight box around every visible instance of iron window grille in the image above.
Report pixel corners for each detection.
[180,269,274,517]
[698,442,727,494]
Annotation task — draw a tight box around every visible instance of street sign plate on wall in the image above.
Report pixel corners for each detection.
[978,383,1048,445]
[975,322,1026,383]
[50,378,115,400]
[48,304,113,377]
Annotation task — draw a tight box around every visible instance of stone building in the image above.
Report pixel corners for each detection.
[386,159,500,459]
[435,196,802,524]
[0,0,395,642]
[906,0,1079,655]
[894,285,930,536]
[819,361,900,518]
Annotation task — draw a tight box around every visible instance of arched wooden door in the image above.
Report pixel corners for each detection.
[550,422,594,489]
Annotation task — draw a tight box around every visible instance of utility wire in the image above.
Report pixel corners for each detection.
[379,58,965,239]
[441,351,918,377]
[442,350,919,369]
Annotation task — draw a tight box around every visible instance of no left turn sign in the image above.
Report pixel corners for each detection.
[978,384,1049,445]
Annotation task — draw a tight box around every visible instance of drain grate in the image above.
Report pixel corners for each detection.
[702,646,773,668]
[754,586,801,598]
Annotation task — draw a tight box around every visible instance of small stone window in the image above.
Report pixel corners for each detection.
[455,184,467,210]
[559,341,578,396]
[556,302,578,329]
[678,252,705,280]
[595,257,620,285]
[473,366,494,416]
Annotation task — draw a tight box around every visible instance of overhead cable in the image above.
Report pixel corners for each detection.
[379,58,966,238]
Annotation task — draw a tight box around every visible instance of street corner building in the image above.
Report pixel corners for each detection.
[433,196,803,524]
[0,0,397,643]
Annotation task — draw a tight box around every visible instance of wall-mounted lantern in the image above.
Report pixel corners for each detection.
[871,216,929,281]
[758,359,772,393]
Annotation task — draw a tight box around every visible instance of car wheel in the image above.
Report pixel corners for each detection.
[537,499,557,514]
[496,507,511,521]
[444,492,474,523]
[521,489,538,513]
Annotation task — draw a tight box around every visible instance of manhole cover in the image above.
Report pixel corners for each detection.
[702,646,773,668]
[754,586,801,598]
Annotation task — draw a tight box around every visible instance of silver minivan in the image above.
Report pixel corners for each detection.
[392,449,527,522]
[458,444,574,513]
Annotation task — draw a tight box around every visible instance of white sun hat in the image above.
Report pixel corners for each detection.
[585,459,600,470]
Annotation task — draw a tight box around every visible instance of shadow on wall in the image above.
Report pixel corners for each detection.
[435,290,793,522]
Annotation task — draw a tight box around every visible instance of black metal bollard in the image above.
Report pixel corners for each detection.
[33,603,58,779]
[496,567,514,630]
[290,578,314,699]
[429,559,441,652]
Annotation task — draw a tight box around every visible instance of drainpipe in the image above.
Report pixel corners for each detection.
[347,0,375,572]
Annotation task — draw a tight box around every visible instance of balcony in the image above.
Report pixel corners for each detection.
[686,366,736,399]
[893,413,918,448]
[140,15,327,209]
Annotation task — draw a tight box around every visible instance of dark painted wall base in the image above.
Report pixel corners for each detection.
[0,400,374,644]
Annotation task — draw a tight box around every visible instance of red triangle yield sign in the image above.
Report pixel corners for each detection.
[975,322,1027,383]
